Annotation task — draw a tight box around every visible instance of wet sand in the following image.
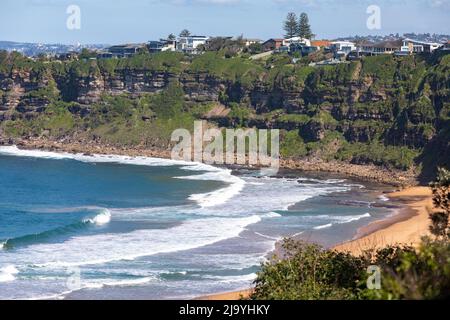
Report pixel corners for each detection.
[333,187,433,256]
[202,187,434,300]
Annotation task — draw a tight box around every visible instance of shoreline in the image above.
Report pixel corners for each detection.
[333,186,433,256]
[1,137,418,187]
[0,138,431,300]
[200,187,433,300]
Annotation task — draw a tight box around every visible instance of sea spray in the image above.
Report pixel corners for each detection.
[0,265,19,282]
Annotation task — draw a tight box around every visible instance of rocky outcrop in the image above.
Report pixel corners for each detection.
[0,53,448,157]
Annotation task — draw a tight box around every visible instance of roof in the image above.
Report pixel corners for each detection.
[263,38,284,44]
[311,40,331,47]
[331,40,355,44]
[363,40,402,49]
[109,43,145,49]
[179,35,208,39]
[403,38,443,46]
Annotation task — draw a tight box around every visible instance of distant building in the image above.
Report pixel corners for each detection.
[400,38,444,54]
[177,35,209,54]
[108,44,146,58]
[289,43,318,56]
[360,40,402,55]
[330,41,356,57]
[148,39,177,53]
[311,40,331,49]
[262,39,284,52]
[442,41,450,51]
[243,38,262,47]
[97,51,113,59]
[57,51,79,60]
[283,37,311,47]
[276,46,290,54]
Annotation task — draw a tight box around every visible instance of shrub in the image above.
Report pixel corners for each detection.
[251,240,366,300]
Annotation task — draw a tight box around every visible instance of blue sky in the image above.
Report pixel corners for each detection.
[0,0,449,44]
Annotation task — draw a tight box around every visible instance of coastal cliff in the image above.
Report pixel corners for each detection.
[0,50,449,184]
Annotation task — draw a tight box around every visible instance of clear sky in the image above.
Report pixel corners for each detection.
[0,0,449,45]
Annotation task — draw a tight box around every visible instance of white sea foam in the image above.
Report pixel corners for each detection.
[312,213,371,230]
[10,215,262,268]
[81,276,157,289]
[263,212,282,218]
[0,146,245,209]
[0,265,19,283]
[181,170,246,208]
[254,232,281,241]
[207,273,257,283]
[378,195,390,202]
[336,213,371,224]
[83,209,112,226]
[314,223,333,230]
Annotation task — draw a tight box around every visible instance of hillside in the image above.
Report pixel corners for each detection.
[0,50,449,183]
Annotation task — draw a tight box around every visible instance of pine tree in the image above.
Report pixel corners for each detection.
[179,29,191,37]
[298,13,313,40]
[283,12,298,39]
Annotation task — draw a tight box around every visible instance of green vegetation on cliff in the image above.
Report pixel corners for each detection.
[0,50,449,178]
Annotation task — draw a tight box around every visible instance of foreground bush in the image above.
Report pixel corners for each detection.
[250,239,450,300]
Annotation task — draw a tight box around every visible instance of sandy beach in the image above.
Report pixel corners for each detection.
[0,140,434,300]
[196,289,254,300]
[334,186,433,256]
[202,186,434,300]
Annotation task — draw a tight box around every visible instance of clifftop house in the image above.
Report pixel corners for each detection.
[262,39,284,52]
[311,40,331,49]
[107,44,146,58]
[177,35,209,54]
[147,39,177,53]
[330,41,356,58]
[400,38,444,53]
[283,37,311,47]
[360,40,403,55]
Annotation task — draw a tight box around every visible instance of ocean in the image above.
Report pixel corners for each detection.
[0,146,393,300]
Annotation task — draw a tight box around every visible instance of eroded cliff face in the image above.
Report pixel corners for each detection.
[0,53,448,159]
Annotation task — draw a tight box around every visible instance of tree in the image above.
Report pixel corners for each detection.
[283,12,298,39]
[429,168,450,239]
[79,48,96,60]
[167,33,176,41]
[298,12,313,40]
[179,29,191,37]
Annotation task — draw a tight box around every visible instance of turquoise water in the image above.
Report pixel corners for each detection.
[0,146,392,300]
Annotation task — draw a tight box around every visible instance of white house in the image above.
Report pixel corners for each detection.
[359,40,403,55]
[243,38,262,47]
[177,35,209,54]
[400,38,444,54]
[330,41,356,55]
[283,37,311,47]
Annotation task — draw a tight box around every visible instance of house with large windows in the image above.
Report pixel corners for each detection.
[147,39,177,53]
[359,40,403,55]
[107,44,146,58]
[330,41,356,58]
[400,38,443,54]
[176,35,209,54]
[283,37,311,47]
[262,39,284,52]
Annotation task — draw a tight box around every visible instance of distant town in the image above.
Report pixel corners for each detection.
[1,12,449,65]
